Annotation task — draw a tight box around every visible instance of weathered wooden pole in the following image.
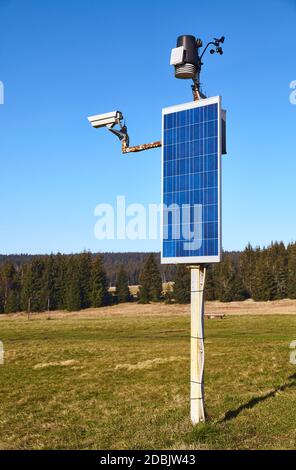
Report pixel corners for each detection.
[190,265,206,424]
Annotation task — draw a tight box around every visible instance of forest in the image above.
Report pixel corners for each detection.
[0,241,296,313]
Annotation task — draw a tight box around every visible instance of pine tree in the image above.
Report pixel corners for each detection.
[276,266,288,299]
[78,252,92,309]
[20,264,30,311]
[215,255,235,302]
[239,243,256,298]
[215,255,248,302]
[267,242,287,299]
[5,289,20,313]
[41,255,57,311]
[173,265,190,303]
[21,259,46,312]
[65,257,81,311]
[55,253,67,310]
[287,243,296,298]
[2,262,21,313]
[91,255,109,307]
[205,265,216,300]
[230,271,248,301]
[138,285,150,304]
[115,266,130,303]
[252,252,277,301]
[138,254,162,303]
[0,269,5,313]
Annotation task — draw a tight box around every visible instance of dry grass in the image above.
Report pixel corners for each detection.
[0,301,296,449]
[115,356,186,371]
[33,360,79,370]
[2,298,296,321]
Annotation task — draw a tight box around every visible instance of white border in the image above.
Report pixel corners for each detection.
[160,96,222,265]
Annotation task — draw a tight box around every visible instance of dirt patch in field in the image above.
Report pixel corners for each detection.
[115,356,186,371]
[33,360,79,369]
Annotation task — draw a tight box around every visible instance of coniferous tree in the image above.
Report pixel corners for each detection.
[287,243,296,298]
[41,255,58,310]
[138,285,150,304]
[115,266,130,303]
[5,287,20,313]
[239,243,256,298]
[173,265,190,304]
[78,251,92,309]
[91,255,109,307]
[269,242,288,299]
[215,255,236,302]
[276,266,288,299]
[20,264,29,311]
[55,253,67,310]
[230,271,248,301]
[21,258,46,311]
[65,257,81,311]
[252,252,277,301]
[205,265,216,301]
[138,254,162,303]
[215,255,248,302]
[2,262,20,313]
[0,270,5,313]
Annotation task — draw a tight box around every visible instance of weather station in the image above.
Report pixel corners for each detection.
[88,34,227,425]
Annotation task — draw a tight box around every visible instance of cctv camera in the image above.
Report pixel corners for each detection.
[87,111,123,129]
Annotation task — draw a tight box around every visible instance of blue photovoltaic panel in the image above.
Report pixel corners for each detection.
[161,96,221,264]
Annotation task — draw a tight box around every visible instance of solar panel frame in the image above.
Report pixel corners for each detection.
[160,96,222,264]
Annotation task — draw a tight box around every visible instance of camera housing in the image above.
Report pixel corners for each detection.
[87,111,123,129]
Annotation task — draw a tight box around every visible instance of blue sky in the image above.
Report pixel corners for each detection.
[0,0,295,254]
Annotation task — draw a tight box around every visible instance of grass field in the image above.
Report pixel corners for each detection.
[1,302,296,450]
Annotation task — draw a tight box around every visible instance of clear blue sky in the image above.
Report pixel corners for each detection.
[0,0,295,254]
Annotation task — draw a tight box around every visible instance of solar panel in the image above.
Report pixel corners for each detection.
[161,96,222,264]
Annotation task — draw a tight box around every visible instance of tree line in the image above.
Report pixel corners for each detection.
[0,241,296,313]
[163,241,296,303]
[0,252,176,286]
[0,253,111,313]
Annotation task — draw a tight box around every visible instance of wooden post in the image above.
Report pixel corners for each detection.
[190,265,206,424]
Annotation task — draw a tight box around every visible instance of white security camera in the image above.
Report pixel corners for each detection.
[87,110,123,129]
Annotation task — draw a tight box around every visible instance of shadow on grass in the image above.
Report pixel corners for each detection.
[222,373,296,422]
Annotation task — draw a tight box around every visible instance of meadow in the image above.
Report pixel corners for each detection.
[0,301,296,450]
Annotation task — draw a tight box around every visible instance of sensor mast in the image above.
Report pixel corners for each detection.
[170,35,225,101]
